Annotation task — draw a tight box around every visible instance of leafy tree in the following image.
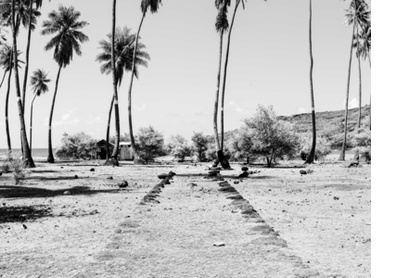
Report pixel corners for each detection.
[41,5,89,163]
[191,132,209,162]
[29,68,50,149]
[55,132,97,160]
[305,0,317,164]
[133,126,164,164]
[244,105,300,167]
[96,26,150,161]
[228,126,254,164]
[339,0,369,161]
[168,135,193,162]
[127,0,162,157]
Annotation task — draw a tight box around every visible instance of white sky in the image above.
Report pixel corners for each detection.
[1,0,372,148]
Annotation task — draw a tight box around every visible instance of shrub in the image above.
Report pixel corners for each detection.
[55,132,97,160]
[167,135,193,162]
[191,132,209,162]
[2,152,26,185]
[299,133,332,161]
[133,126,165,164]
[228,127,255,164]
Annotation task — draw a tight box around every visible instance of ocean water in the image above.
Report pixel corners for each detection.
[0,148,54,159]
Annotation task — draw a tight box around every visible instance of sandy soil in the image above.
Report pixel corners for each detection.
[0,160,370,278]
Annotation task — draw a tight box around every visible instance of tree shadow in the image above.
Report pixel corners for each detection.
[0,185,123,199]
[0,205,51,223]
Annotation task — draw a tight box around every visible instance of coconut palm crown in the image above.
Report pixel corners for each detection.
[30,68,50,96]
[96,26,150,86]
[41,5,89,68]
[141,0,162,15]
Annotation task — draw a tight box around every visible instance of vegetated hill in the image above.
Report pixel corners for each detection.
[278,105,371,145]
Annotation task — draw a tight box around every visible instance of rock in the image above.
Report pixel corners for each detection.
[299,170,307,175]
[118,181,128,188]
[233,180,239,184]
[158,173,169,179]
[188,183,197,188]
[213,242,225,247]
[90,168,95,172]
[208,170,220,177]
[63,190,71,195]
[241,167,249,172]
[238,172,249,178]
[106,176,113,180]
[333,196,339,200]
[293,268,320,278]
[74,175,79,179]
[22,224,27,229]
[168,171,176,176]
[348,162,359,168]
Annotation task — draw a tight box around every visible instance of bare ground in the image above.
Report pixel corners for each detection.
[0,160,370,278]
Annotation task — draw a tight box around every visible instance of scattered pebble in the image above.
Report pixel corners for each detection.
[213,242,225,247]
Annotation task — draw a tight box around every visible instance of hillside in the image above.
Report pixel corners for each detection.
[278,105,371,143]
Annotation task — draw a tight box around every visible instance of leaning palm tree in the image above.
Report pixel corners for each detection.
[305,0,317,164]
[9,0,35,167]
[339,0,369,161]
[41,5,89,163]
[96,26,150,161]
[0,44,22,154]
[29,69,50,149]
[126,0,162,156]
[212,0,230,168]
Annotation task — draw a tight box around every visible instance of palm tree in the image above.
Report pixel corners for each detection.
[107,0,120,166]
[29,68,50,149]
[0,44,23,154]
[126,0,162,157]
[212,0,230,168]
[9,0,35,167]
[41,5,89,163]
[22,0,47,114]
[339,0,369,161]
[358,22,371,130]
[96,26,150,160]
[305,0,317,164]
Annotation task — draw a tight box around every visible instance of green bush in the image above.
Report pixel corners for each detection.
[299,133,332,161]
[133,126,165,164]
[191,132,209,162]
[55,132,97,160]
[167,135,193,162]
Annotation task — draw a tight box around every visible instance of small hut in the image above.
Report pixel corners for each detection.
[119,142,134,160]
[96,140,114,159]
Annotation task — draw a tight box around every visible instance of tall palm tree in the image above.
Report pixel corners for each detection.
[0,44,22,154]
[96,26,150,160]
[22,0,48,114]
[29,68,50,149]
[41,5,89,163]
[212,0,230,168]
[126,0,162,156]
[10,0,35,167]
[358,22,371,130]
[106,0,120,166]
[339,0,369,161]
[305,0,317,164]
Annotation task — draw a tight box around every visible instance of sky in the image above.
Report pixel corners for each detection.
[0,0,372,149]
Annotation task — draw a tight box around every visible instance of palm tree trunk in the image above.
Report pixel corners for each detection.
[29,94,37,150]
[356,24,362,129]
[212,32,223,167]
[305,0,317,164]
[127,12,146,158]
[11,0,35,168]
[21,0,34,114]
[339,8,357,161]
[5,67,13,154]
[0,71,6,88]
[368,54,371,131]
[106,0,120,166]
[106,94,114,160]
[220,1,240,152]
[47,65,62,163]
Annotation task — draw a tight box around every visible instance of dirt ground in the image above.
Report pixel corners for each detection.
[0,159,370,278]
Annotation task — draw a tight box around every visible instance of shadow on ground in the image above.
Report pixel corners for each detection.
[0,185,123,199]
[0,205,51,223]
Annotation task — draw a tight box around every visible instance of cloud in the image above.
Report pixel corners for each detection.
[133,103,146,112]
[84,115,103,125]
[229,101,250,114]
[61,109,76,120]
[297,107,307,114]
[349,97,358,109]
